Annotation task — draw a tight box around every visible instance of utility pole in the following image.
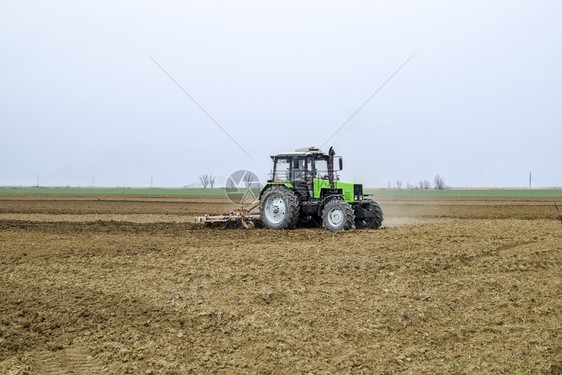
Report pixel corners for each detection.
[36,174,39,188]
[529,171,532,189]
[150,177,153,188]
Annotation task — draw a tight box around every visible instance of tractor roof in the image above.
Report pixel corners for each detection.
[272,146,325,158]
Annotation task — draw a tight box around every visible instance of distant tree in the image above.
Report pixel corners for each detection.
[209,175,216,188]
[419,180,431,189]
[244,174,255,189]
[434,175,446,190]
[199,174,210,188]
[406,183,415,189]
[396,181,403,190]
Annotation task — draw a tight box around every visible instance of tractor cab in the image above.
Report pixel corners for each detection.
[269,147,342,192]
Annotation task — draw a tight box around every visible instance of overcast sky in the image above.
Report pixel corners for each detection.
[1,0,561,188]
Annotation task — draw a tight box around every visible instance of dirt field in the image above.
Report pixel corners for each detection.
[0,194,560,374]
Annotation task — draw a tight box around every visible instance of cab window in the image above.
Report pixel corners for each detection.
[291,158,307,181]
[312,158,329,179]
[273,158,290,182]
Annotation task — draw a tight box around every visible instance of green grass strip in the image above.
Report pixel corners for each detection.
[366,189,562,198]
[0,187,226,196]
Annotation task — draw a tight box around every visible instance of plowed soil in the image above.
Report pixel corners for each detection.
[0,194,560,374]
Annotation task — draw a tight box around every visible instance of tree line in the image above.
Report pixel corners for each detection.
[198,174,216,189]
[395,175,446,190]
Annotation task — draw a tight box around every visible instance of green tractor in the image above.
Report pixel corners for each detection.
[259,146,383,231]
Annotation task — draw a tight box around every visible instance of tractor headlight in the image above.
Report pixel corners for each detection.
[353,184,363,202]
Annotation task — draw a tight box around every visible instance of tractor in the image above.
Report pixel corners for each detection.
[259,146,383,231]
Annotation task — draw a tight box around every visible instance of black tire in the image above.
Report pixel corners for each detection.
[322,199,355,231]
[259,186,300,230]
[354,199,384,229]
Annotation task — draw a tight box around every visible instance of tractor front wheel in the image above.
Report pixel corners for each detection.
[355,200,384,229]
[259,186,300,230]
[322,199,355,231]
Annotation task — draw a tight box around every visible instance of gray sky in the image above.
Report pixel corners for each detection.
[1,0,561,188]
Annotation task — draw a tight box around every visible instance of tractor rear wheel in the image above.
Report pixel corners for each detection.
[355,199,384,229]
[322,199,355,231]
[259,185,300,230]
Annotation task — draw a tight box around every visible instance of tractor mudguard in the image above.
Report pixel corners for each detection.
[259,182,294,199]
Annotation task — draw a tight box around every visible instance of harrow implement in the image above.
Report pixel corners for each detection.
[195,201,260,229]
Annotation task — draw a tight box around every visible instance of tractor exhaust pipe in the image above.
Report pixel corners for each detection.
[328,146,335,190]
